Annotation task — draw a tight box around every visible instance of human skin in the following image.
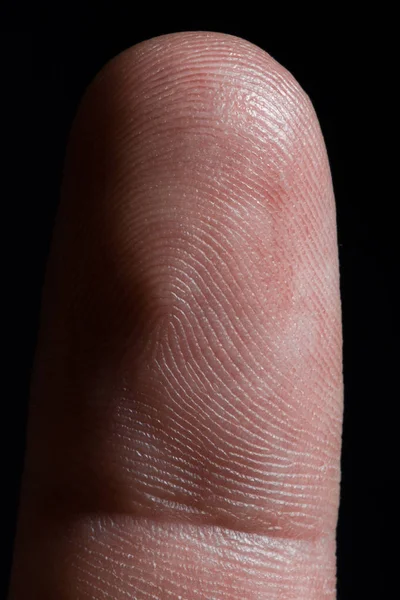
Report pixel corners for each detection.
[9,32,343,599]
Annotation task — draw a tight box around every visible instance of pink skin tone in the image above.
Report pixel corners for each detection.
[9,32,343,599]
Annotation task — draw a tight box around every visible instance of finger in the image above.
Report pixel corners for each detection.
[9,31,343,599]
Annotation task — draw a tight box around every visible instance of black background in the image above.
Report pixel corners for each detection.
[1,8,392,600]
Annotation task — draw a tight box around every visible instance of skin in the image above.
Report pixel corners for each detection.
[9,32,343,599]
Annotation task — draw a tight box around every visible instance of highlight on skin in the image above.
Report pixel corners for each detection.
[9,32,343,599]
